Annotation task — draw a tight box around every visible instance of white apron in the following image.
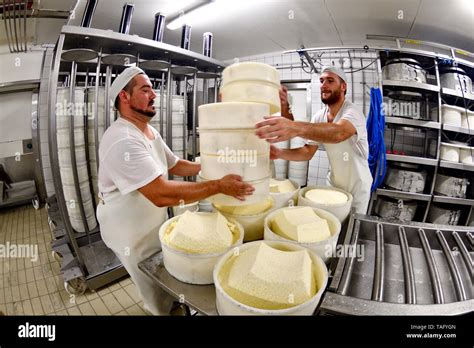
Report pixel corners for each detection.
[324,140,372,214]
[97,137,174,315]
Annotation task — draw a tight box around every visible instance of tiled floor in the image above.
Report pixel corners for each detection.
[0,204,148,316]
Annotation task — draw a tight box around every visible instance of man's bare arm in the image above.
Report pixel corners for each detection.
[256,117,356,144]
[138,174,254,207]
[271,144,318,161]
[168,160,200,177]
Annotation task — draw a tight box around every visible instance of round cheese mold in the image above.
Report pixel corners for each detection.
[159,211,244,285]
[213,240,328,315]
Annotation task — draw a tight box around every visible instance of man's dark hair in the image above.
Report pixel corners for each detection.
[114,73,143,110]
[337,76,347,96]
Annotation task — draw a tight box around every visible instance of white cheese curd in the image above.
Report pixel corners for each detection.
[164,211,237,254]
[272,207,331,243]
[305,189,348,205]
[269,178,296,193]
[222,242,316,309]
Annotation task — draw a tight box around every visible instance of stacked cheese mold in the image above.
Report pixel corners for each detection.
[86,87,114,206]
[199,62,281,207]
[298,186,353,223]
[159,211,244,284]
[150,92,186,161]
[56,87,97,232]
[220,62,281,114]
[263,206,341,262]
[199,101,272,205]
[214,240,328,315]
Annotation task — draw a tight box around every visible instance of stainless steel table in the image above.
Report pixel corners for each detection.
[138,252,218,315]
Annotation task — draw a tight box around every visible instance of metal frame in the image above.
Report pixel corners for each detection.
[30,90,47,203]
[47,26,225,291]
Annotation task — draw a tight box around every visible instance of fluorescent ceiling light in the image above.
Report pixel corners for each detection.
[462,0,474,12]
[167,0,256,30]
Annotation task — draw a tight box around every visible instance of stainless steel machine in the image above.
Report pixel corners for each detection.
[319,214,473,315]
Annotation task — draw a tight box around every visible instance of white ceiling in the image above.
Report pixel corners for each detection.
[2,0,473,60]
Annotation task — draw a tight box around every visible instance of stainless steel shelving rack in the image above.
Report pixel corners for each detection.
[47,25,225,293]
[367,48,474,226]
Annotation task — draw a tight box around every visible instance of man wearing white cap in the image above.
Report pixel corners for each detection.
[97,67,254,315]
[256,65,372,214]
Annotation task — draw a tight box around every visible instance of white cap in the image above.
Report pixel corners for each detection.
[321,66,347,83]
[109,66,145,104]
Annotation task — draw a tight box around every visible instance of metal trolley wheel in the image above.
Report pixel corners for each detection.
[32,197,40,210]
[48,218,56,233]
[64,277,87,296]
[52,251,62,263]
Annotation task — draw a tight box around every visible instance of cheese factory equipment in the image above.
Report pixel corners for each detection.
[434,173,469,198]
[382,58,428,84]
[384,90,427,120]
[374,197,418,222]
[427,203,463,226]
[384,162,427,193]
[318,214,473,315]
[439,66,473,95]
[47,25,225,293]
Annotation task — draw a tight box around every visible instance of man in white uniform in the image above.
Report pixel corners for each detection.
[97,67,254,315]
[255,66,372,214]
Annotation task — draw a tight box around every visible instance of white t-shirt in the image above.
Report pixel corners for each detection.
[98,117,179,195]
[305,100,369,160]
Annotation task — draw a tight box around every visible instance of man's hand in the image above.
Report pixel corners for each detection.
[270,144,282,160]
[218,174,255,201]
[255,116,300,143]
[279,85,293,120]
